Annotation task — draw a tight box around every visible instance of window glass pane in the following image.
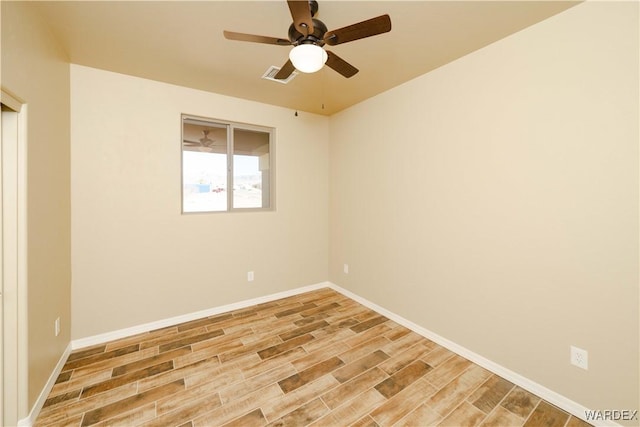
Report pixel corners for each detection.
[233,128,270,209]
[182,122,228,212]
[182,116,272,213]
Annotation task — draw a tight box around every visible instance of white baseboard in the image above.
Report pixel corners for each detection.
[71,282,330,350]
[26,281,616,427]
[325,282,618,427]
[18,342,73,427]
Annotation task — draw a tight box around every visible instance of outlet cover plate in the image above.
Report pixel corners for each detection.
[570,345,588,370]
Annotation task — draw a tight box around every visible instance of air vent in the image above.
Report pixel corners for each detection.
[262,66,298,84]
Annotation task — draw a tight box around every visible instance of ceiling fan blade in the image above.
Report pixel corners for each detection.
[274,59,296,80]
[325,51,358,78]
[223,30,291,46]
[324,14,391,46]
[287,0,314,35]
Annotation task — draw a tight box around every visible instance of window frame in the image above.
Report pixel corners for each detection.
[181,114,275,214]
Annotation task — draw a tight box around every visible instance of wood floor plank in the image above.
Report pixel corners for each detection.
[500,386,541,419]
[139,327,208,351]
[423,354,473,388]
[36,289,585,427]
[394,403,442,427]
[338,336,391,364]
[268,398,329,427]
[81,360,175,399]
[426,364,492,417]
[192,383,282,427]
[142,392,222,427]
[380,331,426,358]
[42,389,81,411]
[65,346,107,363]
[370,378,437,426]
[274,303,318,319]
[159,329,225,353]
[219,335,283,362]
[241,347,307,379]
[566,416,594,427]
[104,326,179,352]
[156,380,223,416]
[421,345,456,367]
[262,374,340,422]
[311,388,385,427]
[468,374,515,414]
[67,347,160,383]
[278,356,344,394]
[523,401,569,427]
[321,366,388,410]
[351,415,380,427]
[222,408,267,427]
[37,383,139,426]
[350,315,389,334]
[81,380,185,426]
[183,364,244,391]
[258,334,313,360]
[248,316,301,340]
[291,340,350,372]
[54,371,73,385]
[302,327,355,353]
[279,320,330,342]
[220,363,296,404]
[112,347,191,377]
[479,405,524,427]
[176,313,234,333]
[91,402,157,427]
[48,368,113,400]
[384,325,411,341]
[174,341,236,368]
[63,344,140,371]
[332,350,389,383]
[378,342,432,375]
[38,413,84,427]
[297,302,341,318]
[374,359,432,398]
[438,401,487,427]
[137,355,221,392]
[344,323,393,348]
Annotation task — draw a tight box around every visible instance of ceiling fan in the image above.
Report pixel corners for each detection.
[183,130,220,150]
[223,0,391,79]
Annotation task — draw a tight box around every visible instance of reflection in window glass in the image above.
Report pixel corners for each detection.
[182,151,227,212]
[233,128,270,209]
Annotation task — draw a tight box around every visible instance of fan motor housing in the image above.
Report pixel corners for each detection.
[288,18,327,45]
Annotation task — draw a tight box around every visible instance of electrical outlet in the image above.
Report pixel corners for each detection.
[343,264,349,274]
[54,317,61,337]
[247,271,254,282]
[570,345,588,370]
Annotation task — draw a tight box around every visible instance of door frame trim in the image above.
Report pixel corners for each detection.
[1,87,29,426]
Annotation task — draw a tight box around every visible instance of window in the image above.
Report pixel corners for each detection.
[181,115,273,213]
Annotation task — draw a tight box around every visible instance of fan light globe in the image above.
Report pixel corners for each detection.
[289,44,328,73]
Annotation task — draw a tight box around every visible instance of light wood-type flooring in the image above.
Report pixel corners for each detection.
[36,288,591,427]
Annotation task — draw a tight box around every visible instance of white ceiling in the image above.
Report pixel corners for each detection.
[33,1,580,115]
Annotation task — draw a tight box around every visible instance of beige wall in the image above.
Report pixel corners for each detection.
[70,65,329,339]
[329,1,638,415]
[1,1,72,410]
